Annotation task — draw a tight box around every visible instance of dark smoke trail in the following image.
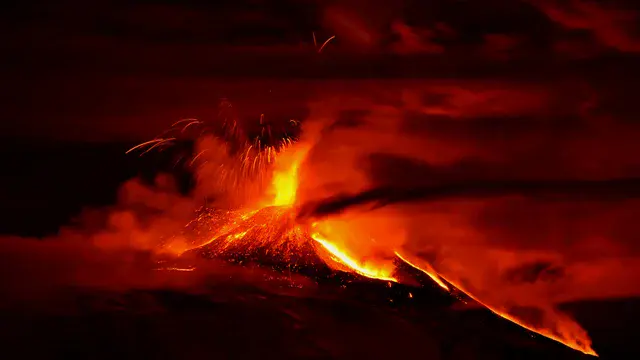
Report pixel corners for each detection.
[296,177,640,220]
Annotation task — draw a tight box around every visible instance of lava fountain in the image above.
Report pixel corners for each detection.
[182,140,399,283]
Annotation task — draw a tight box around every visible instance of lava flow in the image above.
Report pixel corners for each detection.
[130,116,597,357]
[182,140,398,283]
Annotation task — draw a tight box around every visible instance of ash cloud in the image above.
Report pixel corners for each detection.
[294,77,640,342]
[0,175,193,304]
[297,175,640,220]
[319,0,640,61]
[0,150,286,308]
[530,0,640,53]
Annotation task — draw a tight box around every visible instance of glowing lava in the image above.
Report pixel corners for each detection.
[312,232,397,282]
[268,146,307,207]
[394,251,596,356]
[440,274,597,356]
[394,251,449,291]
[139,118,597,357]
[191,141,596,356]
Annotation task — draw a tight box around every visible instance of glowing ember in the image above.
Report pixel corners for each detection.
[190,206,315,267]
[156,267,197,272]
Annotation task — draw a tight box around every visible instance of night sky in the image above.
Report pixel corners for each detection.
[1,0,639,141]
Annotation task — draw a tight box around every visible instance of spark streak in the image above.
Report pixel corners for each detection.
[318,35,336,53]
[189,149,208,167]
[126,138,173,154]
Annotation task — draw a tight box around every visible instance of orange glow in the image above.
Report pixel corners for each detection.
[137,114,597,357]
[154,267,196,272]
[438,274,598,356]
[181,139,596,356]
[394,251,450,291]
[393,247,595,355]
[268,145,309,207]
[270,160,300,206]
[178,142,312,261]
[311,232,397,282]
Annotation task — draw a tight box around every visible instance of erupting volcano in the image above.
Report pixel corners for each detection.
[128,112,597,357]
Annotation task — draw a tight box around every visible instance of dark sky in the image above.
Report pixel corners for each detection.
[2,0,640,141]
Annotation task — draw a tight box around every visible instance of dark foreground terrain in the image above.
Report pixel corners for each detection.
[0,264,615,360]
